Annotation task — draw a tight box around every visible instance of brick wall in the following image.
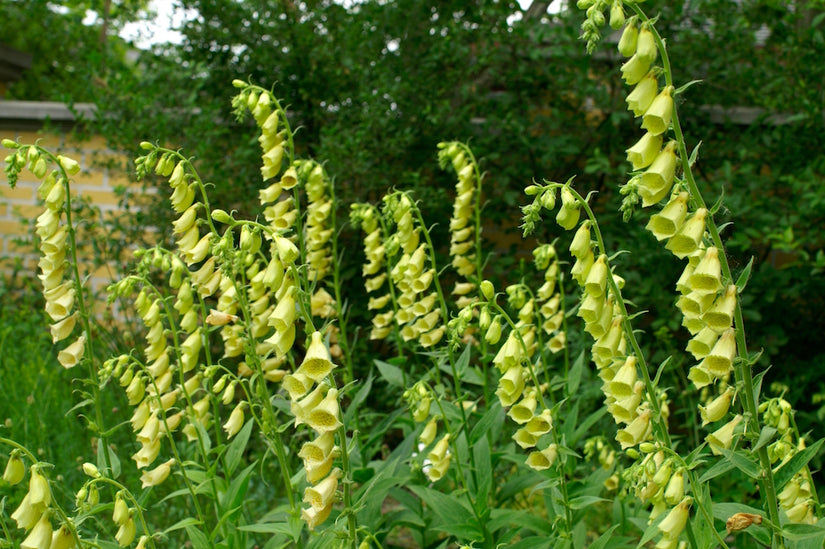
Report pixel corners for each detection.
[1,102,145,299]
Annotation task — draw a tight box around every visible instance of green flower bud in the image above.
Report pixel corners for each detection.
[211,209,233,224]
[480,280,495,300]
[2,138,18,148]
[232,79,246,88]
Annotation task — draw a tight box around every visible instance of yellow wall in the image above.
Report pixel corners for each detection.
[1,125,142,298]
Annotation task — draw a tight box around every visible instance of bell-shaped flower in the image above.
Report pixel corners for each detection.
[658,496,692,540]
[702,327,737,378]
[57,334,86,369]
[425,454,452,482]
[666,208,707,259]
[132,436,161,469]
[688,364,713,390]
[555,188,580,231]
[115,516,136,547]
[707,414,743,455]
[569,221,592,259]
[639,142,678,207]
[495,365,525,407]
[686,327,719,360]
[593,319,624,363]
[608,382,643,424]
[585,255,609,298]
[689,247,723,294]
[608,356,638,400]
[635,27,658,63]
[301,503,333,531]
[3,452,25,485]
[11,493,45,530]
[578,292,605,325]
[702,285,737,334]
[526,409,553,437]
[617,22,638,57]
[620,53,651,85]
[303,468,342,511]
[626,131,663,171]
[676,290,715,317]
[21,511,52,549]
[526,444,558,471]
[508,388,537,424]
[626,73,659,117]
[50,525,75,549]
[699,386,735,426]
[223,403,246,438]
[646,192,689,241]
[298,331,335,382]
[642,86,674,136]
[571,250,595,286]
[492,332,522,373]
[419,418,439,446]
[513,427,538,449]
[306,388,343,434]
[616,409,652,449]
[420,327,445,348]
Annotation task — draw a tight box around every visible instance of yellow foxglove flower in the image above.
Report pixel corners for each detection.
[578,293,604,325]
[703,328,737,377]
[642,86,674,136]
[664,470,685,506]
[699,386,735,426]
[35,209,60,239]
[639,142,678,207]
[526,409,553,437]
[48,312,77,344]
[513,427,538,449]
[785,500,813,524]
[706,414,743,455]
[298,331,335,382]
[426,455,452,482]
[11,493,45,530]
[676,290,715,317]
[492,332,521,373]
[689,247,723,294]
[301,504,333,531]
[608,356,638,399]
[593,318,624,363]
[526,444,558,471]
[29,466,51,506]
[50,525,75,549]
[608,383,643,424]
[635,27,658,63]
[686,327,719,360]
[702,285,737,334]
[261,145,284,180]
[618,21,638,57]
[571,250,595,286]
[616,409,652,449]
[136,412,160,445]
[658,496,692,540]
[496,365,525,407]
[626,73,659,117]
[548,332,566,353]
[115,516,136,547]
[4,452,25,484]
[140,458,175,488]
[21,511,52,549]
[132,437,161,469]
[419,418,439,445]
[666,208,707,259]
[112,494,129,526]
[485,316,502,345]
[259,181,282,204]
[280,165,299,190]
[509,389,538,424]
[412,293,437,317]
[626,131,663,171]
[169,183,196,213]
[303,468,342,511]
[620,53,651,85]
[307,388,343,433]
[585,254,609,298]
[283,372,313,400]
[646,191,689,241]
[293,385,325,426]
[420,326,445,348]
[427,434,451,463]
[45,288,75,321]
[688,364,713,390]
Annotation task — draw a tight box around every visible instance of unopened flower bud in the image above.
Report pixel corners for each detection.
[480,280,495,300]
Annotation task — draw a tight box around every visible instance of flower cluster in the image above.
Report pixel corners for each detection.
[532,244,566,354]
[384,193,444,348]
[351,203,395,340]
[438,141,480,307]
[405,383,453,482]
[2,142,85,368]
[282,331,343,529]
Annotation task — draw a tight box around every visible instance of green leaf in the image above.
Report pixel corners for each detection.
[688,140,703,167]
[571,407,607,446]
[455,344,471,379]
[652,356,673,388]
[782,523,825,541]
[185,525,211,549]
[774,438,824,491]
[238,523,295,536]
[589,525,620,549]
[674,79,703,95]
[220,462,256,515]
[753,426,778,453]
[699,458,736,484]
[225,419,254,477]
[735,257,754,293]
[718,448,761,479]
[163,517,202,534]
[344,373,373,425]
[567,350,585,396]
[473,437,492,513]
[568,495,610,510]
[408,485,474,528]
[487,508,553,535]
[468,401,503,445]
[375,359,404,387]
